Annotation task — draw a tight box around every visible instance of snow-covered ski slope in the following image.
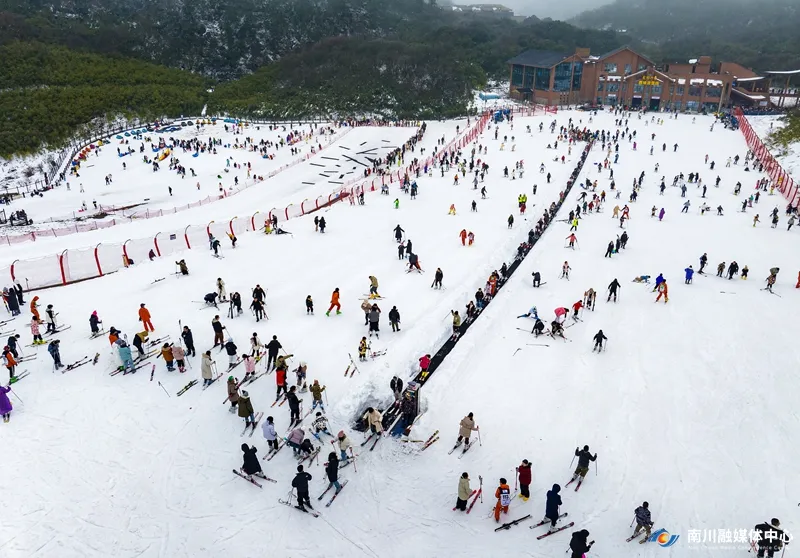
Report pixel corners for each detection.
[749,115,800,180]
[3,110,798,558]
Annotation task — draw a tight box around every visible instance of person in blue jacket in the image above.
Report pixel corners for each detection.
[116,339,134,372]
[684,265,694,284]
[653,273,665,292]
[517,306,539,320]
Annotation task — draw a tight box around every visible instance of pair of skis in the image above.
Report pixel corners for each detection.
[360,432,381,452]
[62,356,91,373]
[317,479,348,507]
[263,442,285,461]
[448,440,477,459]
[344,353,359,377]
[177,380,198,396]
[564,477,584,492]
[232,469,276,488]
[241,412,264,436]
[531,513,573,539]
[420,430,439,451]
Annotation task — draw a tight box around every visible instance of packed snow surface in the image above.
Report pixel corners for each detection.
[2,110,798,558]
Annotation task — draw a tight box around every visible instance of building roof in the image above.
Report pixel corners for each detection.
[507,49,571,68]
[596,46,655,67]
[766,69,800,75]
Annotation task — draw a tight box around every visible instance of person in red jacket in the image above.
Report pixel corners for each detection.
[275,367,288,401]
[419,354,431,372]
[518,460,532,501]
[459,229,467,246]
[138,303,154,332]
[571,299,583,321]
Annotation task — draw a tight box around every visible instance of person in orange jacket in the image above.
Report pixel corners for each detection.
[655,281,669,303]
[326,288,341,316]
[796,271,800,289]
[459,229,467,246]
[108,327,120,346]
[30,296,40,321]
[138,303,154,331]
[494,477,512,522]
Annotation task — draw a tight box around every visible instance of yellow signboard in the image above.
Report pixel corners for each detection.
[638,78,660,86]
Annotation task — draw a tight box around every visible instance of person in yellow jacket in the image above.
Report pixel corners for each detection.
[368,275,380,298]
[358,337,368,361]
[455,472,472,511]
[451,310,462,334]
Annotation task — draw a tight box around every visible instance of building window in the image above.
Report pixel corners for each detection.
[534,67,551,91]
[624,64,632,75]
[554,62,572,92]
[606,94,617,106]
[638,63,647,71]
[633,84,644,94]
[607,83,620,93]
[686,100,699,111]
[604,63,618,73]
[689,86,702,97]
[669,86,674,95]
[652,86,662,94]
[706,86,721,98]
[512,65,524,87]
[598,81,605,92]
[673,101,682,110]
[571,62,583,90]
[677,86,685,96]
[523,69,534,89]
[596,97,603,105]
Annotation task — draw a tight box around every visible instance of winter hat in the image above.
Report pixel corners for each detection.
[315,412,322,417]
[338,430,345,438]
[522,459,529,465]
[583,445,590,451]
[772,518,781,527]
[267,416,273,423]
[92,311,97,316]
[241,443,248,452]
[228,376,234,382]
[500,477,507,485]
[272,335,277,340]
[297,465,304,472]
[241,390,249,397]
[642,501,649,508]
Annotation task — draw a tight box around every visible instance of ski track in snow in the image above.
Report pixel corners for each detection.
[2,111,799,557]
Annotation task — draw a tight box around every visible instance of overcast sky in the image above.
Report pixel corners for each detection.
[500,0,612,19]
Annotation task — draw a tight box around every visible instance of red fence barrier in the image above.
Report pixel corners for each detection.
[734,108,798,206]
[3,113,504,290]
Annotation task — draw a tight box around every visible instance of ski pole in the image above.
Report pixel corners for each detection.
[479,475,483,502]
[350,447,357,473]
[570,454,576,469]
[9,388,23,404]
[595,460,598,476]
[158,381,171,397]
[514,467,518,491]
[477,427,482,446]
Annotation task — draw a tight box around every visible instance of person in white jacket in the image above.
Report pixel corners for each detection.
[250,333,263,359]
[261,416,278,451]
[217,278,227,301]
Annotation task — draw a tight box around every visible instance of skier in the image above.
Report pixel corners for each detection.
[160,343,175,371]
[388,306,401,332]
[543,484,562,532]
[532,271,542,288]
[517,306,539,320]
[394,225,405,243]
[238,390,256,430]
[30,317,44,346]
[48,339,63,370]
[455,472,471,511]
[632,501,654,543]
[45,304,57,334]
[305,295,314,314]
[204,292,219,308]
[0,384,12,422]
[571,300,583,320]
[287,386,301,426]
[242,353,256,382]
[6,334,20,359]
[754,518,786,558]
[275,365,289,401]
[532,319,545,336]
[201,351,214,386]
[358,337,368,361]
[224,337,238,367]
[240,443,267,480]
[655,280,669,303]
[30,296,40,321]
[592,330,607,352]
[494,478,512,522]
[604,241,614,258]
[716,262,725,277]
[727,261,739,280]
[607,278,621,302]
[433,268,444,289]
[451,310,461,335]
[684,266,694,284]
[550,321,565,339]
[3,347,16,381]
[182,326,196,357]
[138,303,154,332]
[699,252,708,274]
[89,311,102,335]
[250,297,265,321]
[518,459,532,501]
[368,275,380,298]
[266,335,282,370]
[250,333,263,359]
[292,465,314,512]
[368,304,381,338]
[566,233,577,249]
[561,261,571,280]
[262,416,279,451]
[176,260,189,275]
[456,412,478,452]
[365,407,384,436]
[325,452,343,494]
[310,380,326,411]
[326,288,341,316]
[286,426,306,456]
[226,376,239,412]
[569,530,594,557]
[571,445,598,484]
